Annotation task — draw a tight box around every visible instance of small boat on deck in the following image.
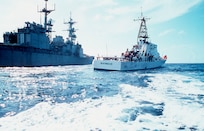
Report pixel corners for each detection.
[93,13,167,71]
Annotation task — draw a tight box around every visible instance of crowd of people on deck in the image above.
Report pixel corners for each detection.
[121,44,154,62]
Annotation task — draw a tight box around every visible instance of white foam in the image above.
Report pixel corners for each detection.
[0,72,203,131]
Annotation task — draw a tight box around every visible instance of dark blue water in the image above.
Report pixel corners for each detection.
[0,64,203,130]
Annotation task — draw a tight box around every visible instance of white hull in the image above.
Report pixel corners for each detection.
[93,59,166,71]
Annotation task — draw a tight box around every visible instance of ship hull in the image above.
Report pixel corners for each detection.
[93,59,166,71]
[0,45,93,67]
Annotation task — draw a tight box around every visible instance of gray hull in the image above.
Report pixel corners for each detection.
[0,45,93,67]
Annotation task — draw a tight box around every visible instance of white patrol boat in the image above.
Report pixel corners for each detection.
[93,13,167,71]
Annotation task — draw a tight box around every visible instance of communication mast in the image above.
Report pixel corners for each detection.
[134,9,150,44]
[64,14,77,43]
[39,0,55,33]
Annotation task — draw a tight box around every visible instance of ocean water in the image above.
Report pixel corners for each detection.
[0,64,203,131]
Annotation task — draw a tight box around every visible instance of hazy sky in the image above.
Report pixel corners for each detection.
[0,0,204,63]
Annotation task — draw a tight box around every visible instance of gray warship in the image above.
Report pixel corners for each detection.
[0,0,94,67]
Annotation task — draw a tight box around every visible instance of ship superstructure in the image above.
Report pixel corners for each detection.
[0,0,93,67]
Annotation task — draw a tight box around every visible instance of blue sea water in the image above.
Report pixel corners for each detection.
[0,64,203,131]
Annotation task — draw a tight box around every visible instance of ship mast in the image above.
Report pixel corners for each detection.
[40,0,55,32]
[134,10,150,44]
[64,14,77,43]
